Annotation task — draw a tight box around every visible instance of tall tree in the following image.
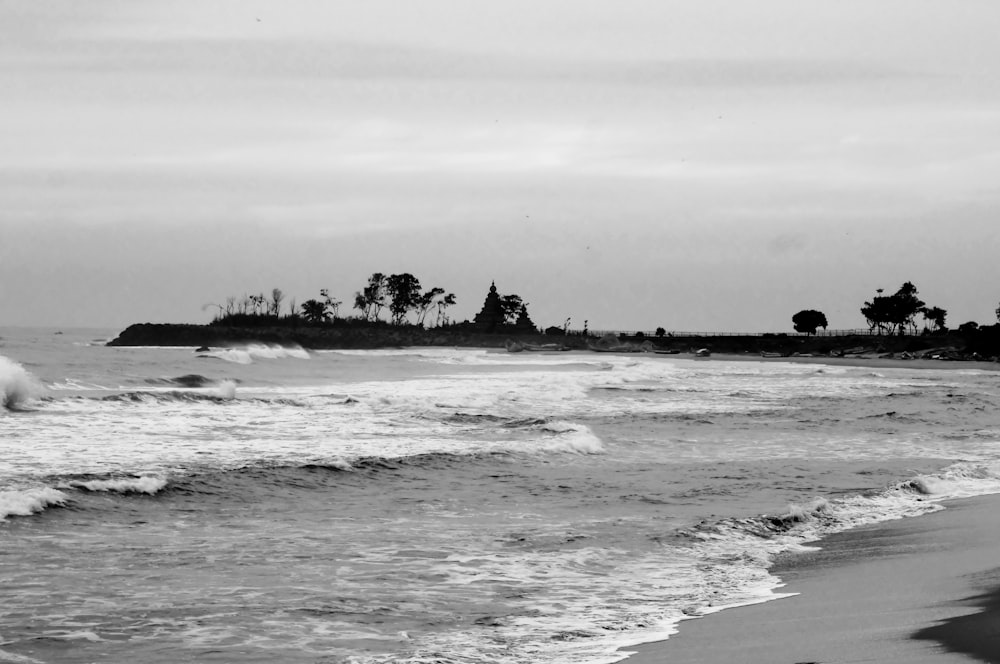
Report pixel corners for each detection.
[385,273,422,325]
[270,288,284,317]
[354,273,387,321]
[792,309,828,335]
[861,282,925,335]
[921,306,947,332]
[435,293,456,327]
[353,292,370,320]
[300,299,329,324]
[320,288,341,319]
[415,287,445,326]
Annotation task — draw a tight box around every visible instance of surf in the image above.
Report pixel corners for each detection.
[0,487,69,521]
[0,354,44,411]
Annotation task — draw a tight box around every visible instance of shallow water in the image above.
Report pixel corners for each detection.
[2,327,1000,663]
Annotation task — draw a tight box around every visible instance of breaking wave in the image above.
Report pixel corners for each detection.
[1,355,44,410]
[538,421,605,454]
[101,391,236,404]
[197,344,310,364]
[0,487,69,521]
[684,461,1000,554]
[145,374,215,388]
[62,476,168,495]
[217,379,237,400]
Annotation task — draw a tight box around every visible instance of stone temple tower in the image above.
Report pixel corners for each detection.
[473,281,505,331]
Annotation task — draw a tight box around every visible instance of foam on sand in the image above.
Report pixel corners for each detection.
[624,493,1000,664]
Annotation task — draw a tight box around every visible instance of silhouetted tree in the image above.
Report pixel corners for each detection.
[861,282,925,335]
[655,327,666,338]
[920,306,947,332]
[300,299,329,324]
[320,288,341,319]
[354,273,387,321]
[415,287,445,326]
[249,293,265,316]
[436,293,457,326]
[386,273,422,325]
[792,309,828,335]
[270,288,284,317]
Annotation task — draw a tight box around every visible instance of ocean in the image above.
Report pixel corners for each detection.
[3,326,1000,664]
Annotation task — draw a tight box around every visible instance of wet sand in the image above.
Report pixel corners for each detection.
[622,494,1000,663]
[710,352,1000,372]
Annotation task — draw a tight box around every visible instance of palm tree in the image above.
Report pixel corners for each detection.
[300,299,329,324]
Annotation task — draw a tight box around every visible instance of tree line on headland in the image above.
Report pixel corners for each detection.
[204,272,460,329]
[791,281,948,336]
[109,276,1000,359]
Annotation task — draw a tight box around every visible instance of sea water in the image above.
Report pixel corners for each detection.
[3,327,1000,664]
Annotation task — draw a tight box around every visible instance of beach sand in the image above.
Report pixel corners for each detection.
[711,352,1000,373]
[622,494,1000,663]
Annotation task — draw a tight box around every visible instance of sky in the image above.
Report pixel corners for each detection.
[3,0,1000,332]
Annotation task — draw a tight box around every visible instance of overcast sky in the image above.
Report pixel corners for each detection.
[3,1,1000,331]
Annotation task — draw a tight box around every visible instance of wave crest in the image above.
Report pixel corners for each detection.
[197,344,310,364]
[1,355,44,410]
[101,391,234,404]
[0,487,69,520]
[539,421,605,454]
[64,476,168,495]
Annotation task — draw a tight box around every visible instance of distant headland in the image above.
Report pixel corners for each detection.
[107,276,1000,361]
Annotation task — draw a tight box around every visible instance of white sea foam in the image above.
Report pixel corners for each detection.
[904,461,1000,498]
[201,344,310,364]
[47,378,111,391]
[217,380,237,400]
[0,487,69,520]
[64,476,168,495]
[0,355,44,409]
[10,343,1000,664]
[0,647,47,664]
[537,421,606,454]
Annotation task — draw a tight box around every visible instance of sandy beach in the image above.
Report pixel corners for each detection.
[622,493,1000,663]
[710,352,1000,373]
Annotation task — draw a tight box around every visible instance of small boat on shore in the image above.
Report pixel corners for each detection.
[506,339,571,352]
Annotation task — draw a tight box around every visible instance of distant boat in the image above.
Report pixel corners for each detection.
[587,341,641,353]
[694,348,711,357]
[524,343,571,352]
[760,351,785,358]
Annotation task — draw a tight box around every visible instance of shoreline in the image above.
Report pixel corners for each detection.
[104,323,1000,371]
[106,322,989,357]
[709,352,1000,372]
[620,493,1000,664]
